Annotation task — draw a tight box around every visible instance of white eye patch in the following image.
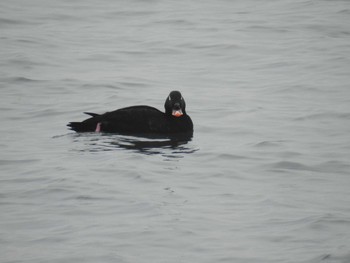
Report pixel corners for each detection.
[168,95,171,101]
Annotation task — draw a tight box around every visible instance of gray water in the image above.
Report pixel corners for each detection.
[1,0,350,262]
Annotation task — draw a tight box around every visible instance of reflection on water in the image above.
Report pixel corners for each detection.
[68,132,198,157]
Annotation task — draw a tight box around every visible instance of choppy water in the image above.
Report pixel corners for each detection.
[1,0,350,262]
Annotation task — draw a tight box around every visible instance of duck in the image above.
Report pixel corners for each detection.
[67,90,193,135]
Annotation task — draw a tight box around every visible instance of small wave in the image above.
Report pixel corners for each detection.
[154,18,196,27]
[217,153,249,160]
[315,252,350,263]
[0,18,28,26]
[294,112,350,121]
[315,160,350,175]
[0,76,46,84]
[66,132,198,158]
[312,213,350,226]
[268,161,316,172]
[266,160,350,174]
[254,140,288,148]
[338,8,350,15]
[0,159,40,166]
[74,195,112,201]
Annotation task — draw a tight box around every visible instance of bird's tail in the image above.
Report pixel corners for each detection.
[67,112,101,132]
[67,122,93,132]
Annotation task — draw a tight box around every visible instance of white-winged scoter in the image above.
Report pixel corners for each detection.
[67,91,193,135]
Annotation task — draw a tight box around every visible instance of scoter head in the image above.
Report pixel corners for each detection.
[165,91,186,117]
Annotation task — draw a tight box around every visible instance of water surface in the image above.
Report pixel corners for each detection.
[1,0,350,262]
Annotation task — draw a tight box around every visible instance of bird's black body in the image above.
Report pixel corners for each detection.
[67,91,193,135]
